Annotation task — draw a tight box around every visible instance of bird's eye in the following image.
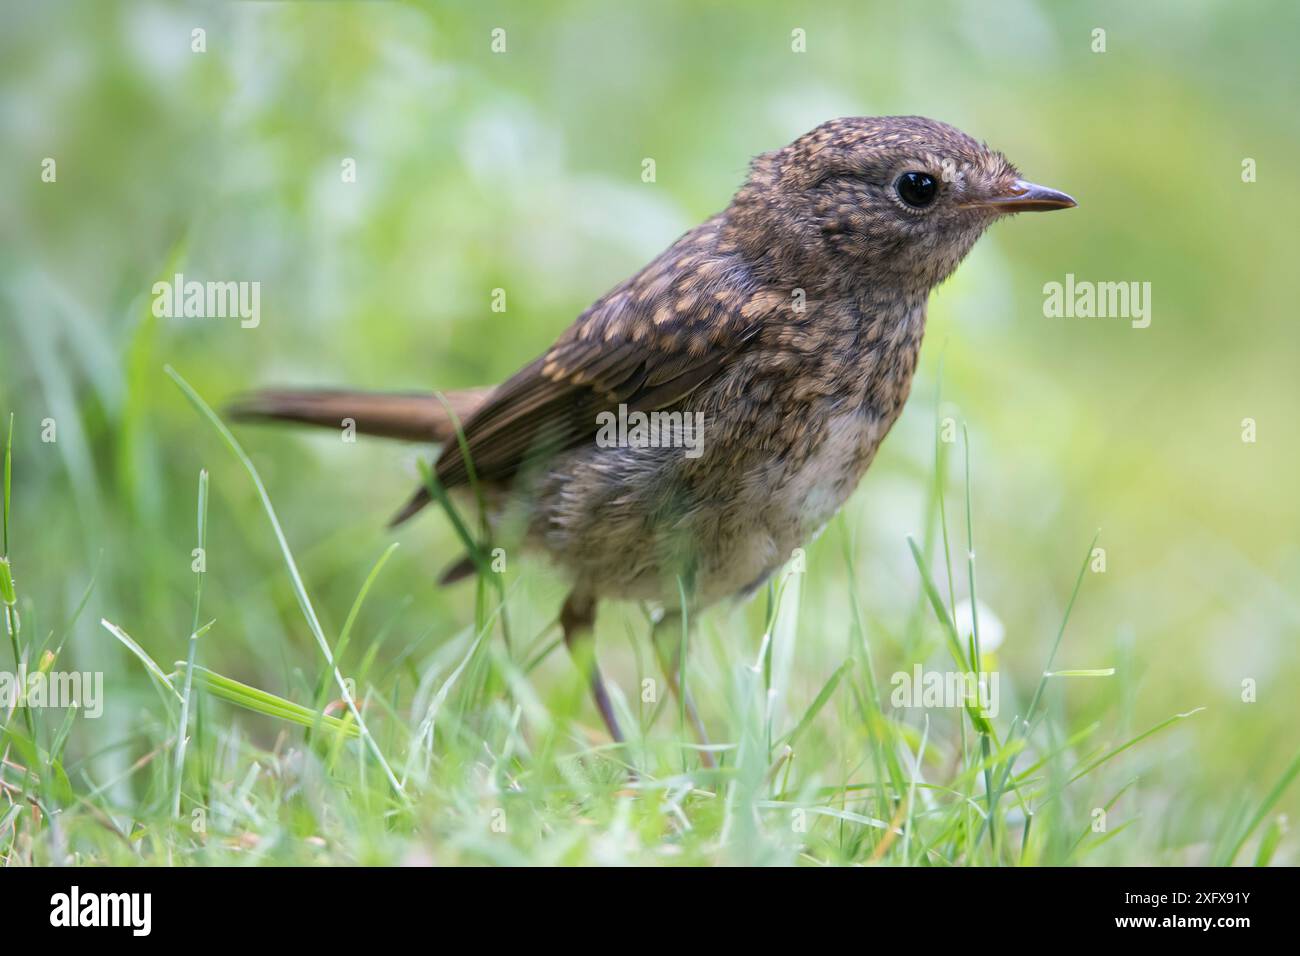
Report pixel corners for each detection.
[896,171,938,208]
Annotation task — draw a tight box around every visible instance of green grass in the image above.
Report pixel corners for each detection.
[3,373,1293,866]
[3,0,1298,867]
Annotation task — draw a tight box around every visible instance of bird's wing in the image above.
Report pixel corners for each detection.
[437,256,765,488]
[390,225,770,524]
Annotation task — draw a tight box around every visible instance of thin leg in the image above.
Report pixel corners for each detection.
[651,611,716,769]
[560,592,624,746]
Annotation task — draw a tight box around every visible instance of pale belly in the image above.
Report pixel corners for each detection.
[696,408,885,602]
[529,406,887,609]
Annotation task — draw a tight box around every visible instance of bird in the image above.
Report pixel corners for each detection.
[230,115,1076,761]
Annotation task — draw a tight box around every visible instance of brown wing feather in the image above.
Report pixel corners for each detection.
[430,217,764,493]
[389,217,769,527]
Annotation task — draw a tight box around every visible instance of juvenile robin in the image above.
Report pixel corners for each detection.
[232,115,1076,756]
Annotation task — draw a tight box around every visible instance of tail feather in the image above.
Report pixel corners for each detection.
[227,387,490,443]
[229,385,492,529]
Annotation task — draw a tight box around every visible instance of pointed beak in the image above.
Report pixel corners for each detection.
[974,179,1077,213]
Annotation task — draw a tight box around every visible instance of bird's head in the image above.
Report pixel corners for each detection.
[728,115,1076,295]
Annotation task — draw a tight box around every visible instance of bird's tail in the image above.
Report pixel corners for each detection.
[227,386,491,444]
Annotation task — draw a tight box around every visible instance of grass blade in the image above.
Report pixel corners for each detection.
[778,659,850,750]
[178,663,358,739]
[172,468,209,819]
[101,618,182,704]
[310,541,400,735]
[1224,747,1300,865]
[2,412,11,555]
[1067,707,1204,786]
[164,365,405,801]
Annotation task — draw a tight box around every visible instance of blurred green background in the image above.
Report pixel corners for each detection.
[1,0,1297,863]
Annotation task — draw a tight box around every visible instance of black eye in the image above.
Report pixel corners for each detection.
[896,171,938,208]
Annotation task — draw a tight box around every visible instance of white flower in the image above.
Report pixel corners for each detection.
[954,598,1004,654]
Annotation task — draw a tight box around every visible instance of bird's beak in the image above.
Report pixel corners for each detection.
[973,179,1077,213]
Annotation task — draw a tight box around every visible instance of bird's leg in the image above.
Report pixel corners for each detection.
[651,610,716,769]
[560,592,625,747]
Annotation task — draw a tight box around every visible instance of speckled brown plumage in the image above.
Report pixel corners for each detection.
[233,116,1075,749]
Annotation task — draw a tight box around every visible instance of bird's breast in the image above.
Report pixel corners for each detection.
[766,406,886,538]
